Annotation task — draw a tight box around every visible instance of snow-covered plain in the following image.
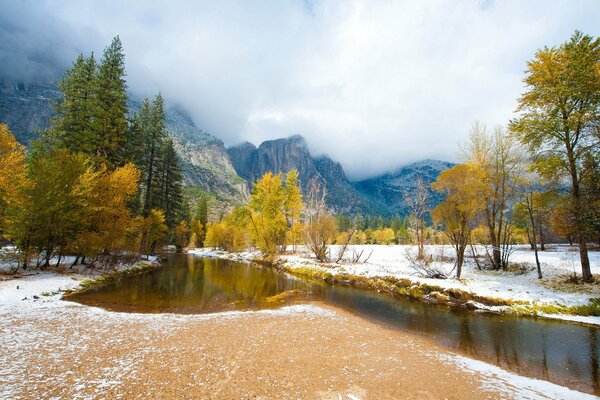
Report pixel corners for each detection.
[191,244,600,325]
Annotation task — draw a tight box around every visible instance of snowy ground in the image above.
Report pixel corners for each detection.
[0,270,598,399]
[191,244,600,325]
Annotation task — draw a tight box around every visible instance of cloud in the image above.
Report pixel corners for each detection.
[1,0,599,180]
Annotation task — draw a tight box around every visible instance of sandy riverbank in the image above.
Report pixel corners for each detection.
[0,271,596,399]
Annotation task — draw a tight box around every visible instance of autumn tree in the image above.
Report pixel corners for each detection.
[248,172,287,255]
[462,122,525,270]
[303,178,337,262]
[11,149,91,268]
[140,209,169,255]
[0,124,27,241]
[431,163,487,278]
[283,169,303,251]
[510,31,600,282]
[68,163,141,265]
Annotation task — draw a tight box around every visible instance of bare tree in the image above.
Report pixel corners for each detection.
[303,178,337,262]
[404,176,429,259]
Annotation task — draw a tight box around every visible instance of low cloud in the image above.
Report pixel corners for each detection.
[1,0,599,180]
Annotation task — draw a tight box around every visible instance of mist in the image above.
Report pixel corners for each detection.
[1,0,599,180]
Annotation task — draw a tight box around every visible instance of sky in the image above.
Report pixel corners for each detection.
[1,0,599,180]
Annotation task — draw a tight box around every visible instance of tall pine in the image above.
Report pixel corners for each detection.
[95,36,128,167]
[158,137,184,228]
[48,53,97,153]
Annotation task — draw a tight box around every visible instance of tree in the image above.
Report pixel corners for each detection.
[0,124,27,240]
[95,36,128,167]
[431,163,487,278]
[48,54,98,155]
[463,122,525,270]
[204,207,249,252]
[510,31,600,282]
[140,209,168,255]
[248,172,287,255]
[514,189,544,279]
[195,195,209,246]
[68,163,141,264]
[11,149,91,268]
[136,95,169,217]
[403,176,429,258]
[174,220,190,251]
[303,178,337,262]
[157,137,184,228]
[283,169,302,251]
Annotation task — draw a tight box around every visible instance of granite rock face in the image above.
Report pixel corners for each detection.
[228,135,390,215]
[0,81,61,145]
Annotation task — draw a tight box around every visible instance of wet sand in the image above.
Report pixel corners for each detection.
[2,301,511,399]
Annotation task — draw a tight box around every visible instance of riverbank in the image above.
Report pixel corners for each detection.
[191,244,600,326]
[0,270,596,399]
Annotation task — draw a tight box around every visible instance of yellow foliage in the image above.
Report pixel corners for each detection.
[0,124,27,235]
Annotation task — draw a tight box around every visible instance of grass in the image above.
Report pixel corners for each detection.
[277,264,511,309]
[275,261,599,321]
[509,297,600,318]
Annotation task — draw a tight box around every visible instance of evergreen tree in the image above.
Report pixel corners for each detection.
[48,53,97,154]
[136,95,167,217]
[95,36,128,167]
[195,195,209,246]
[158,137,184,228]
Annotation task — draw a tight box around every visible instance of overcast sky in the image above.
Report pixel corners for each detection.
[1,0,599,180]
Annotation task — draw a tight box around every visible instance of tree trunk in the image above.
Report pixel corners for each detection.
[456,244,466,279]
[566,141,592,281]
[527,199,542,279]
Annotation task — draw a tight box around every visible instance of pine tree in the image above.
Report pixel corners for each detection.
[195,195,209,246]
[48,53,97,153]
[158,137,184,228]
[136,95,167,217]
[95,36,128,167]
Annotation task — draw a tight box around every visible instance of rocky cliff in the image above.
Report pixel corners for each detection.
[228,135,389,215]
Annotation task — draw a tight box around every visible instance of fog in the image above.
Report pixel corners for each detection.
[1,0,599,179]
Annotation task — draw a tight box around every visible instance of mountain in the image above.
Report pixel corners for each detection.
[227,135,389,215]
[0,80,249,207]
[353,159,455,216]
[0,81,59,146]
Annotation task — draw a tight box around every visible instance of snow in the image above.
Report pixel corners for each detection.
[437,353,599,400]
[190,244,600,325]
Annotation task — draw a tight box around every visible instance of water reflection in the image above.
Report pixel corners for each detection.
[68,254,600,395]
[323,286,600,395]
[69,254,315,313]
